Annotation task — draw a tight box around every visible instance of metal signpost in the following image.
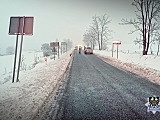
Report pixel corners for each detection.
[12,35,19,83]
[112,41,121,59]
[61,42,67,54]
[50,42,55,60]
[50,42,59,60]
[9,16,34,83]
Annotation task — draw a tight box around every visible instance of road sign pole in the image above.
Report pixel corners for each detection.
[9,16,34,83]
[54,47,55,60]
[58,45,59,59]
[112,41,121,59]
[117,45,118,59]
[61,44,62,55]
[12,34,19,83]
[16,16,25,82]
[112,44,114,57]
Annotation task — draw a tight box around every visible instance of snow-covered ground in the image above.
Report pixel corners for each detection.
[0,51,61,84]
[94,49,160,85]
[0,47,160,120]
[0,51,44,84]
[0,51,72,120]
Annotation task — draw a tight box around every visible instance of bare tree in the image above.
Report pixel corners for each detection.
[154,32,160,55]
[89,14,111,50]
[41,43,51,57]
[83,29,97,49]
[91,15,101,50]
[83,33,90,47]
[83,33,92,48]
[121,0,160,55]
[156,38,160,55]
[63,38,73,50]
[89,30,97,49]
[98,14,112,50]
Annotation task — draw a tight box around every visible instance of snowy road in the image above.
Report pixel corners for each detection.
[62,50,160,120]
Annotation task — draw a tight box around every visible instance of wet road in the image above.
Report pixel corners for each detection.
[62,51,160,120]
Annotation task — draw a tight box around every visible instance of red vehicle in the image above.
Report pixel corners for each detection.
[84,47,93,54]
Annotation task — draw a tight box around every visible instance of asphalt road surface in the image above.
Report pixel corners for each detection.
[62,50,160,120]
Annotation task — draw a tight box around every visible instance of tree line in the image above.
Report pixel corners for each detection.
[41,39,72,57]
[83,0,160,55]
[83,14,112,50]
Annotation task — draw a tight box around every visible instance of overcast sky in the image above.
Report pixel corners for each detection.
[0,0,138,52]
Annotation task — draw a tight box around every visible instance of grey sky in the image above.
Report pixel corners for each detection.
[0,0,137,52]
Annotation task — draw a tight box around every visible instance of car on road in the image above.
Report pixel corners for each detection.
[84,47,93,54]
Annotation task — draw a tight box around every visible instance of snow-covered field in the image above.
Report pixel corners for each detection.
[0,51,72,120]
[94,49,160,85]
[0,51,44,84]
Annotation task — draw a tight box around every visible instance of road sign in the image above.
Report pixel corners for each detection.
[112,41,121,59]
[9,17,34,35]
[61,42,67,54]
[50,42,60,60]
[113,41,121,45]
[50,42,59,47]
[9,16,34,83]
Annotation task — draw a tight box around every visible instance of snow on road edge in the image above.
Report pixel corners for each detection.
[0,51,72,120]
[95,53,160,85]
[33,54,73,120]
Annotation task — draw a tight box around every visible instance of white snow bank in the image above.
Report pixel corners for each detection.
[94,50,160,85]
[0,51,72,120]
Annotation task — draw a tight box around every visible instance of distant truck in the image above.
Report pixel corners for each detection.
[74,45,82,50]
[74,46,78,50]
